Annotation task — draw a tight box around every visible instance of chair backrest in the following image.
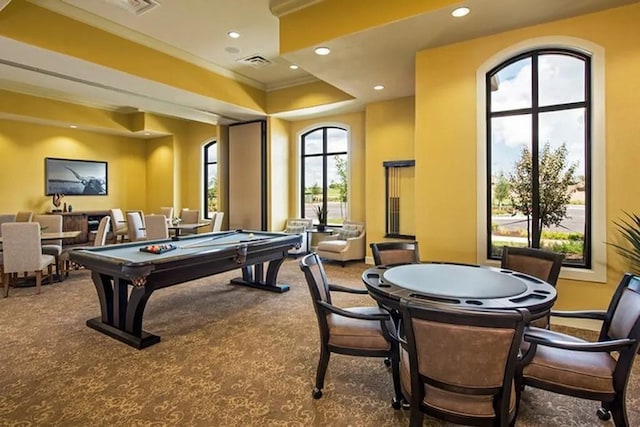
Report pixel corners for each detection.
[180,209,200,224]
[299,253,333,328]
[126,210,145,227]
[400,300,529,424]
[144,214,169,240]
[160,207,174,220]
[109,208,126,232]
[126,212,146,242]
[93,216,111,246]
[34,214,63,247]
[370,241,420,266]
[501,246,564,286]
[284,218,313,232]
[0,213,16,237]
[15,211,33,222]
[1,222,44,272]
[211,211,224,232]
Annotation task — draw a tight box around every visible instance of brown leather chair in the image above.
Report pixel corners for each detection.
[517,273,640,426]
[399,299,529,426]
[299,253,403,408]
[501,246,564,328]
[370,241,420,266]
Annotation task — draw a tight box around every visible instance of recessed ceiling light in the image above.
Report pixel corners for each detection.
[373,85,385,91]
[451,7,470,17]
[289,64,299,70]
[144,132,151,136]
[227,31,240,39]
[314,46,331,56]
[69,125,77,128]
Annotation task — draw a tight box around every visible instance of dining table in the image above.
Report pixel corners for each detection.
[167,222,211,238]
[0,230,82,243]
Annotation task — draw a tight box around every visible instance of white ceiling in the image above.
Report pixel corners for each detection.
[1,0,637,128]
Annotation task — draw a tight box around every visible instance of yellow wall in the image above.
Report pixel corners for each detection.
[0,119,146,213]
[288,112,366,222]
[414,3,640,309]
[268,117,291,231]
[364,97,415,256]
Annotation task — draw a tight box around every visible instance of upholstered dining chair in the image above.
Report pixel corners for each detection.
[15,211,33,222]
[144,214,169,240]
[2,222,55,297]
[517,273,640,426]
[211,211,224,232]
[126,212,146,242]
[109,208,128,243]
[0,213,16,251]
[160,207,174,222]
[501,246,564,328]
[60,216,111,277]
[370,241,420,267]
[399,299,529,427]
[180,209,200,224]
[299,253,403,408]
[34,214,63,277]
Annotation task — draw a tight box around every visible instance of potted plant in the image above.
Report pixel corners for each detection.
[313,205,327,231]
[609,211,640,274]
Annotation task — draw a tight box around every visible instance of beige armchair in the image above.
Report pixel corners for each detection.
[283,218,313,256]
[316,220,365,265]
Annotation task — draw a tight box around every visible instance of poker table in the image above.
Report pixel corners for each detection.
[70,230,301,349]
[362,263,556,318]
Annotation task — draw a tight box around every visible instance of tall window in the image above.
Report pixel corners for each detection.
[300,126,348,226]
[203,141,218,219]
[486,49,591,268]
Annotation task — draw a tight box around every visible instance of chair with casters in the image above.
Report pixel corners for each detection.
[516,273,640,427]
[144,214,169,240]
[109,208,128,243]
[400,299,529,427]
[126,212,146,242]
[2,222,55,297]
[501,246,564,328]
[15,211,33,222]
[316,220,366,266]
[298,253,403,408]
[34,214,64,278]
[283,218,312,256]
[370,241,420,267]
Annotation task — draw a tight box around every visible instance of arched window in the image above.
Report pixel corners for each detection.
[203,140,218,219]
[486,49,591,268]
[300,126,348,226]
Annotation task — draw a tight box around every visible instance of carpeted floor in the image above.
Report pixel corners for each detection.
[0,258,638,426]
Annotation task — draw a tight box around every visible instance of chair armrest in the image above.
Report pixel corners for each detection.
[524,327,635,353]
[550,310,607,320]
[317,300,390,321]
[329,283,369,294]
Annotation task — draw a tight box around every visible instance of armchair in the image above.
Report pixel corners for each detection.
[517,273,640,426]
[316,220,365,266]
[282,218,313,256]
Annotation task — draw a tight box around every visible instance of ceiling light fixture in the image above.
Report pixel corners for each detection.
[227,31,240,39]
[451,7,470,17]
[69,125,77,128]
[373,85,385,91]
[289,64,299,70]
[314,47,331,56]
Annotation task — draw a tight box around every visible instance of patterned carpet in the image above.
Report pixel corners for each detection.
[0,257,637,426]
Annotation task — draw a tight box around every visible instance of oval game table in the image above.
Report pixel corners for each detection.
[362,262,557,319]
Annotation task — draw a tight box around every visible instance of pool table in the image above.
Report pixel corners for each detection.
[70,230,302,349]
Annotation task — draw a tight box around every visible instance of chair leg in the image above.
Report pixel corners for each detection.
[48,264,53,285]
[35,270,42,295]
[609,397,628,427]
[389,345,403,409]
[3,273,9,298]
[313,346,331,399]
[409,406,424,427]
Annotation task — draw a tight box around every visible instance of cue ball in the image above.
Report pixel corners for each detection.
[248,233,254,239]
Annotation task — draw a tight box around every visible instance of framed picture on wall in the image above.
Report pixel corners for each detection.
[45,157,108,195]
